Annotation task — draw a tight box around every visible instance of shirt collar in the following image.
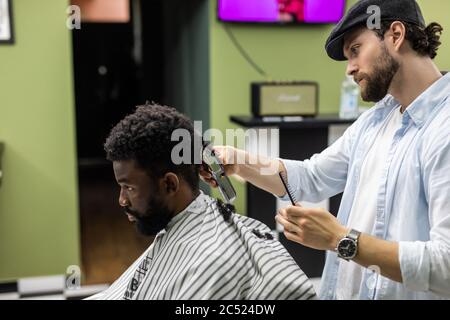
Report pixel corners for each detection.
[370,73,450,127]
[372,94,401,123]
[404,73,450,128]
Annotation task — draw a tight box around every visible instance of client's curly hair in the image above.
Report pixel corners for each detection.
[104,103,200,190]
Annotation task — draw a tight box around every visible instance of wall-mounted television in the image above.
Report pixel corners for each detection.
[218,0,346,24]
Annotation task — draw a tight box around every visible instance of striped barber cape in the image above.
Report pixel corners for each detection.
[86,191,317,300]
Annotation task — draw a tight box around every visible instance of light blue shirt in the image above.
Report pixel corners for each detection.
[280,73,450,299]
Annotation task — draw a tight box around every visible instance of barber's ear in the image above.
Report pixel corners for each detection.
[163,173,180,194]
[388,21,406,52]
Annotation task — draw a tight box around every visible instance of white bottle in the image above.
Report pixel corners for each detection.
[339,75,360,119]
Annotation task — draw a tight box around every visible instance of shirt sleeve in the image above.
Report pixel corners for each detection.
[399,124,450,297]
[277,117,361,203]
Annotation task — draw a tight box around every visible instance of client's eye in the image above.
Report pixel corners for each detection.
[122,185,134,192]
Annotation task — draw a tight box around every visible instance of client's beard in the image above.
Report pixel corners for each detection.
[125,197,173,236]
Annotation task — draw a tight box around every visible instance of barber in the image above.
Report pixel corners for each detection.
[201,0,450,300]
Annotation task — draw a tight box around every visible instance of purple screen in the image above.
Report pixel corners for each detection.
[218,0,346,24]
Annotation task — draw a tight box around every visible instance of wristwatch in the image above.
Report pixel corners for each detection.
[336,229,361,261]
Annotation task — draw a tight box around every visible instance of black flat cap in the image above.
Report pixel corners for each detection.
[325,0,426,61]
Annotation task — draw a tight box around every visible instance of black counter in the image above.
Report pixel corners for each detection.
[230,114,355,129]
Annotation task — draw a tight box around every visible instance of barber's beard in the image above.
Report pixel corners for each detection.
[125,197,173,237]
[358,44,400,103]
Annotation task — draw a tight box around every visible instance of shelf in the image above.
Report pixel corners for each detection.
[230,114,356,129]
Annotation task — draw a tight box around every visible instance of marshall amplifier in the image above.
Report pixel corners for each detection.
[251,82,319,117]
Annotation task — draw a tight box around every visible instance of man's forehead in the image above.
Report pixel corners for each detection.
[113,159,145,181]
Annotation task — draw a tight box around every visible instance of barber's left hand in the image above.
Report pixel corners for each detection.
[275,205,348,251]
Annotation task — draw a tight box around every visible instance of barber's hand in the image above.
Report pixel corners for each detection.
[275,205,348,251]
[199,146,244,188]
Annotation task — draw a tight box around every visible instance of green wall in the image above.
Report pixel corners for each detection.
[209,0,450,214]
[0,0,80,281]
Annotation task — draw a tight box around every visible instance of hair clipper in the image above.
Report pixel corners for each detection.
[202,142,236,204]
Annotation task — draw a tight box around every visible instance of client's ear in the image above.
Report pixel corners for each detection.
[163,172,180,194]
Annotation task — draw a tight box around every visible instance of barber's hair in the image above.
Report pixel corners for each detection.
[373,21,443,59]
[104,103,200,191]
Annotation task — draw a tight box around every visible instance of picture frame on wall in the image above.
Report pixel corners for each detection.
[0,0,14,44]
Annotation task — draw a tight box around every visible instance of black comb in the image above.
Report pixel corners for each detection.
[278,171,297,206]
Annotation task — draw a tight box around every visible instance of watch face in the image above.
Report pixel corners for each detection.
[338,238,357,259]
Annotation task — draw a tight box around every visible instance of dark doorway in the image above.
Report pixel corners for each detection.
[72,4,164,162]
[72,0,163,285]
[72,0,209,285]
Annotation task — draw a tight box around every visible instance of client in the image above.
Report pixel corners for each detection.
[86,104,316,300]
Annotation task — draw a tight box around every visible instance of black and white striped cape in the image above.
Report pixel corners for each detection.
[86,192,317,300]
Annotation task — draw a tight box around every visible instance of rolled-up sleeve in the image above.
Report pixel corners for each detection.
[399,241,450,297]
[399,127,450,297]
